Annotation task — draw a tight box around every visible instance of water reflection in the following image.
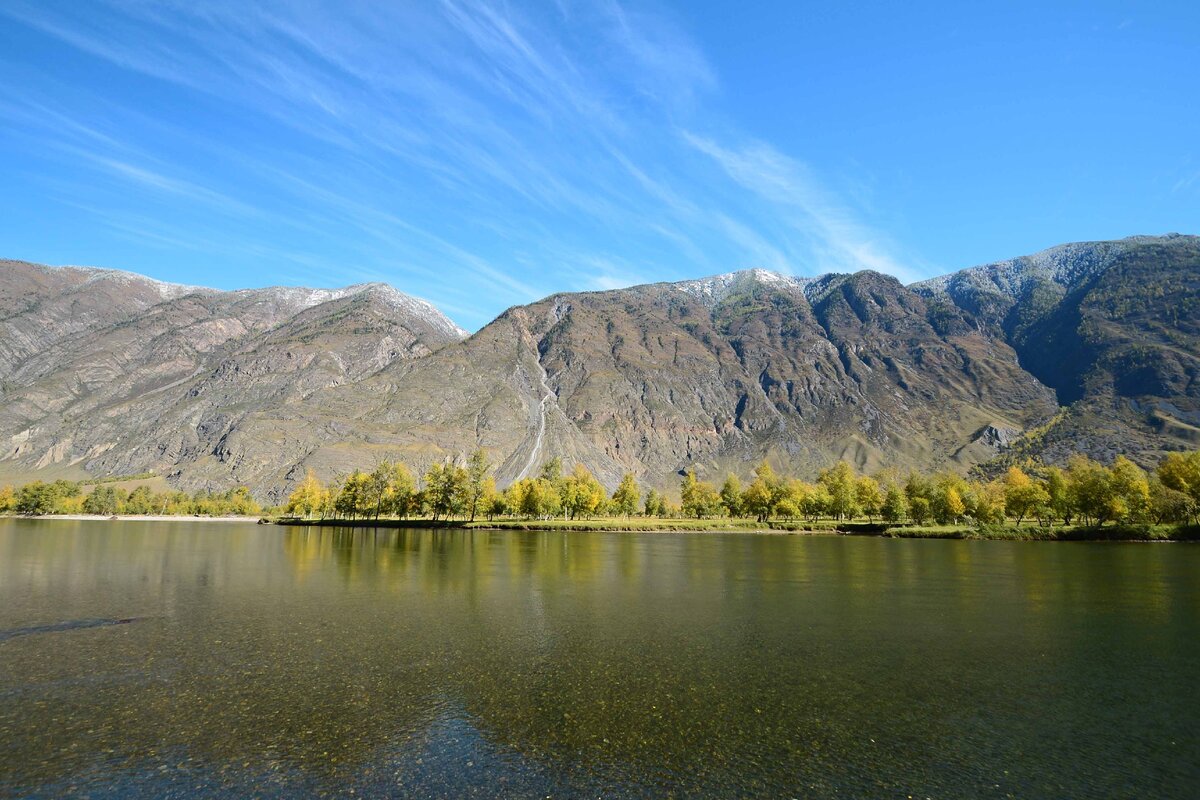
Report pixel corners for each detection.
[1,520,1197,798]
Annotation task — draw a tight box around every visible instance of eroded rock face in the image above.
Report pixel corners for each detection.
[0,263,466,497]
[1,234,1197,500]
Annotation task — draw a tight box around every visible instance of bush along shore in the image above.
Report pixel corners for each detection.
[270,449,1200,541]
[7,449,1200,541]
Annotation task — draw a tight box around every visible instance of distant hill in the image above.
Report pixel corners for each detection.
[1,234,1196,501]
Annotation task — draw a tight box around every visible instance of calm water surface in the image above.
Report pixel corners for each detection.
[0,520,1197,798]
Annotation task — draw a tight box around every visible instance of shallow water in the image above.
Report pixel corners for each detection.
[0,519,1197,798]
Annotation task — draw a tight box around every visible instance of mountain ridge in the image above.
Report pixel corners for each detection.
[1,233,1196,500]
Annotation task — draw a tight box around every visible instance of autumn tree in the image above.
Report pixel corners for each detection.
[423,461,468,520]
[742,460,782,522]
[801,484,830,521]
[1157,451,1200,505]
[611,473,640,517]
[1003,467,1049,526]
[819,462,859,520]
[929,474,967,524]
[521,477,561,519]
[680,470,722,518]
[480,476,503,520]
[855,476,883,522]
[383,462,416,517]
[563,463,605,519]
[287,469,325,518]
[1066,455,1115,525]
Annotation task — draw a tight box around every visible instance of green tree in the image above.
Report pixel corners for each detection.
[83,485,120,516]
[909,496,931,525]
[778,479,810,518]
[904,471,932,510]
[1149,478,1193,524]
[336,471,368,519]
[644,488,666,517]
[16,482,59,516]
[365,462,394,520]
[226,487,260,516]
[1044,466,1072,524]
[124,486,155,515]
[680,469,699,515]
[465,449,493,522]
[505,479,528,518]
[880,484,907,523]
[776,498,800,519]
[719,474,743,517]
[321,476,342,520]
[611,473,640,517]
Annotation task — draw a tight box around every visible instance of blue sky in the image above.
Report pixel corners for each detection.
[1,1,1196,330]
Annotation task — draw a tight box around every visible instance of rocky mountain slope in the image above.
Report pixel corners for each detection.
[0,261,466,490]
[914,234,1200,464]
[1,234,1196,500]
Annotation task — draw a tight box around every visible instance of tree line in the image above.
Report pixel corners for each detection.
[283,449,1200,528]
[284,453,614,522]
[5,449,1200,527]
[0,480,261,517]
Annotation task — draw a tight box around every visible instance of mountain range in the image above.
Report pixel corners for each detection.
[2,233,1196,501]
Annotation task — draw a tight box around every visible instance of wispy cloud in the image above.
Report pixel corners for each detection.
[683,133,919,281]
[1173,163,1200,194]
[0,0,926,329]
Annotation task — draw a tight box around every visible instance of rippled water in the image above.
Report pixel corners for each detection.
[1,520,1197,798]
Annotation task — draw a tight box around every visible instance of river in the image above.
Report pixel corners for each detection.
[1,519,1196,797]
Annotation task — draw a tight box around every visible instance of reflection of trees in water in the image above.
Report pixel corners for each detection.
[4,525,1196,797]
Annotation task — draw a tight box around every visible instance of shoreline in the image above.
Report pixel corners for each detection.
[23,514,264,524]
[273,517,1200,542]
[5,515,1196,541]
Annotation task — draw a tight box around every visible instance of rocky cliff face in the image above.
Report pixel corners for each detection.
[0,262,466,492]
[912,233,1200,464]
[1,234,1196,500]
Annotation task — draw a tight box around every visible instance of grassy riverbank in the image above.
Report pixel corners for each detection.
[274,516,1200,540]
